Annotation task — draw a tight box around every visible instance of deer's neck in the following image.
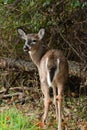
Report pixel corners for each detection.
[29,45,47,67]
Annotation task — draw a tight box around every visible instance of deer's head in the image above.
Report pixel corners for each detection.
[18,28,45,52]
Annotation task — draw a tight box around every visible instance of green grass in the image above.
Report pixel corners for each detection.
[0,106,40,130]
[0,96,86,130]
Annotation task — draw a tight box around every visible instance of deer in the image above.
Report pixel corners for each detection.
[18,28,69,130]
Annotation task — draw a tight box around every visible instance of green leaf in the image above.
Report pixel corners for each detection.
[4,0,8,4]
[72,0,80,8]
[81,2,87,9]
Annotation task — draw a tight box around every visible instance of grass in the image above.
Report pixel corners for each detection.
[0,106,40,130]
[0,95,86,130]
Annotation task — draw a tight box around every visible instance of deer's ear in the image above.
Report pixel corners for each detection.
[18,29,27,40]
[38,28,45,40]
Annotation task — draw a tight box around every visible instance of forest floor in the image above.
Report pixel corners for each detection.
[0,88,87,130]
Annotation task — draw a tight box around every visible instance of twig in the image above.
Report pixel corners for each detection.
[0,92,23,99]
[0,87,34,94]
[56,26,84,61]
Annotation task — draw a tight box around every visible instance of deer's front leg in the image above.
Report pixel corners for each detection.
[41,82,51,125]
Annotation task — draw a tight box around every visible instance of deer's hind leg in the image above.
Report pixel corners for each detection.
[56,84,63,130]
[41,82,51,125]
[53,86,58,120]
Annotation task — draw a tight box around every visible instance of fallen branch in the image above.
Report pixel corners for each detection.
[0,87,34,95]
[0,57,87,100]
[0,57,87,84]
[0,57,35,71]
[0,92,23,99]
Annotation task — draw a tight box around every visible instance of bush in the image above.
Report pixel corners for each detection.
[0,0,87,61]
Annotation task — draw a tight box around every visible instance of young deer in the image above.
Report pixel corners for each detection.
[18,28,68,130]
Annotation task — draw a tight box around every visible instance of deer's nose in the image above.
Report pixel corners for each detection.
[23,45,29,52]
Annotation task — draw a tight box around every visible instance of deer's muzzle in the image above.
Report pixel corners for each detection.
[23,45,29,52]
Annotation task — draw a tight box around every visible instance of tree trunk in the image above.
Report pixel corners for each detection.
[0,57,35,71]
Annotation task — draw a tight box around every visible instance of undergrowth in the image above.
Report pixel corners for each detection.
[0,95,87,130]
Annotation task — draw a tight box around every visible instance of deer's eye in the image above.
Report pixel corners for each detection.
[33,40,37,42]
